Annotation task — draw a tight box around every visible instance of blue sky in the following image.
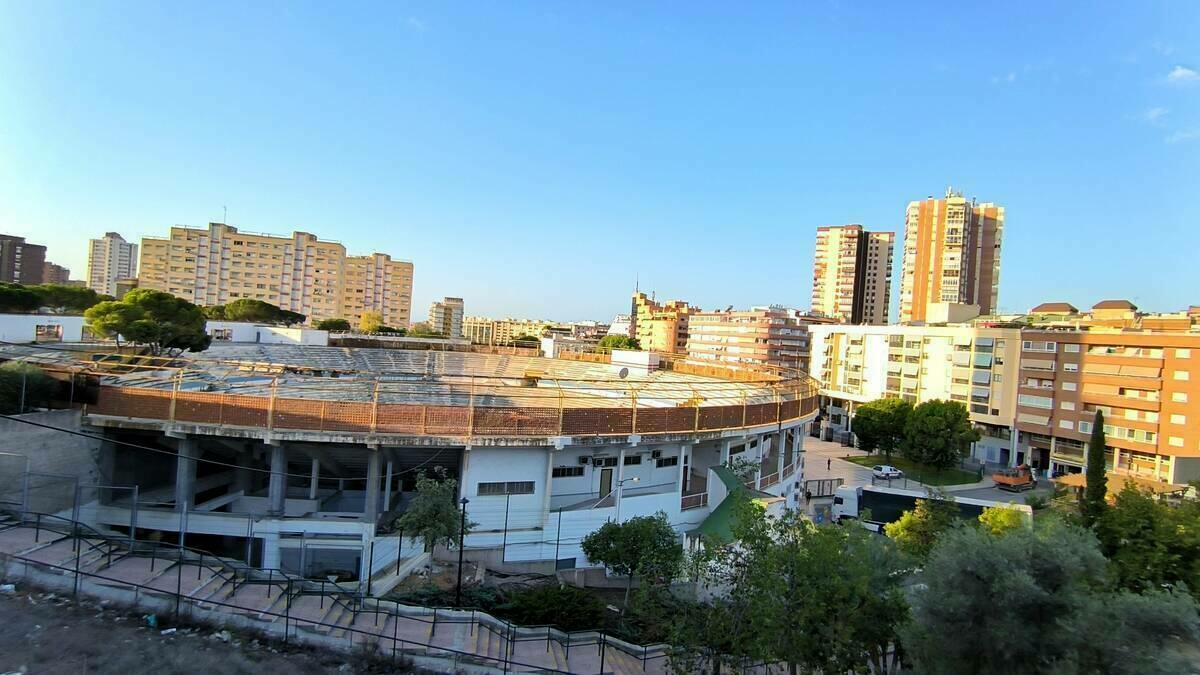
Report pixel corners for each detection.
[1,2,1197,322]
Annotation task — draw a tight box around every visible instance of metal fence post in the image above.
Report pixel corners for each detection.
[129,485,139,549]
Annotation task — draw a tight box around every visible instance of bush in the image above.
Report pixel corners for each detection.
[0,362,57,413]
[493,585,605,631]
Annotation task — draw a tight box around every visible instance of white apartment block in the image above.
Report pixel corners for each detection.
[86,232,138,296]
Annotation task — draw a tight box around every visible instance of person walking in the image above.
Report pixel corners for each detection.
[826,458,831,471]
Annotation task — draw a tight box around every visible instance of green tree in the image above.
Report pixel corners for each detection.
[902,520,1200,675]
[391,469,475,552]
[202,304,227,320]
[220,298,304,325]
[852,397,912,462]
[29,284,103,314]
[978,504,1027,536]
[1097,482,1200,591]
[407,322,443,338]
[315,318,351,331]
[0,283,41,313]
[713,498,908,675]
[901,399,980,469]
[0,362,57,413]
[1081,409,1108,528]
[581,512,683,606]
[883,493,957,559]
[83,289,211,356]
[596,334,640,352]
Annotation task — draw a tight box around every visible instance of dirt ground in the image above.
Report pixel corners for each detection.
[0,584,419,675]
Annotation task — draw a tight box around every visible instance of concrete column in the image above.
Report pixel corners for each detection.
[308,457,319,500]
[383,460,394,511]
[268,444,287,516]
[720,439,732,465]
[541,450,553,525]
[777,430,786,476]
[678,444,691,491]
[364,449,381,525]
[261,532,281,569]
[174,438,199,512]
[98,439,117,505]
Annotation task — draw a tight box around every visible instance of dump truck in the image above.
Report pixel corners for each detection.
[831,484,1032,531]
[993,465,1038,492]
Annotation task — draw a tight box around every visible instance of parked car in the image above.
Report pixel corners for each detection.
[872,464,904,480]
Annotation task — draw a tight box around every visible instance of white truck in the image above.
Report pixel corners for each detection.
[831,484,1032,531]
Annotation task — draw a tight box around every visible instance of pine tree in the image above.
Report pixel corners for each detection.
[1080,410,1108,527]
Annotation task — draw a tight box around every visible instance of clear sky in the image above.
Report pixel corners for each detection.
[1,2,1197,322]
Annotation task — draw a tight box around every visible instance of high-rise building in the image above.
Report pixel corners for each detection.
[428,297,465,339]
[899,189,1004,323]
[811,225,894,324]
[0,235,47,285]
[86,232,138,296]
[630,292,695,354]
[42,262,71,285]
[687,306,834,372]
[138,223,412,325]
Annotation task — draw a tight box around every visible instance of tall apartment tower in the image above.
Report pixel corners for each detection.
[899,189,1004,323]
[138,223,413,325]
[811,225,894,324]
[428,297,465,339]
[86,232,138,296]
[0,235,47,285]
[629,292,695,354]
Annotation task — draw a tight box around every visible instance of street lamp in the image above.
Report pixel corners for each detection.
[614,476,639,523]
[455,497,469,607]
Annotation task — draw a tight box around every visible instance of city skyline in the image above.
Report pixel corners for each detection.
[2,3,1197,320]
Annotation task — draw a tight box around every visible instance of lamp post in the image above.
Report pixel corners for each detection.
[614,476,639,523]
[455,497,469,607]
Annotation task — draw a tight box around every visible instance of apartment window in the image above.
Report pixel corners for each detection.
[1061,401,1075,411]
[552,466,585,478]
[655,456,680,468]
[1062,382,1077,391]
[1018,394,1054,409]
[1063,344,1081,353]
[623,455,643,466]
[1173,392,1189,403]
[1171,414,1187,425]
[477,481,535,496]
[1059,420,1074,430]
[593,457,619,468]
[1174,371,1191,381]
[1079,421,1093,433]
[1063,363,1079,373]
[1170,437,1185,448]
[1177,349,1192,359]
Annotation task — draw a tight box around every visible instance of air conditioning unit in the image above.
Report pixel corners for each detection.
[650,449,662,459]
[578,456,591,465]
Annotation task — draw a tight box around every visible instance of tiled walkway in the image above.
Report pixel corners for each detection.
[0,516,672,674]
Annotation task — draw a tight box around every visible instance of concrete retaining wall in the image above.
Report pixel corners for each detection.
[0,409,101,512]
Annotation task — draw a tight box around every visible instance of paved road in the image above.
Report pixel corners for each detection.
[803,437,875,488]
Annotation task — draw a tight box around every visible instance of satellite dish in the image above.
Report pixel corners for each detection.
[618,367,629,379]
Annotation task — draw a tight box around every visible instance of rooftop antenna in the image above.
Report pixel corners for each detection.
[222,205,227,225]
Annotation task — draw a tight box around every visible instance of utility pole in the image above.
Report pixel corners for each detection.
[455,497,469,607]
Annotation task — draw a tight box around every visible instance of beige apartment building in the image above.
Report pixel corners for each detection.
[630,292,695,354]
[808,323,1022,464]
[462,317,558,345]
[900,189,1004,323]
[138,223,412,326]
[687,306,833,372]
[463,316,495,345]
[1014,327,1200,486]
[811,225,894,324]
[428,297,464,339]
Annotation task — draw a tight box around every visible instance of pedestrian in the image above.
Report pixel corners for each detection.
[826,458,831,471]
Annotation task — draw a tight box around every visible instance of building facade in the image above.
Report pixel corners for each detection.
[0,235,47,285]
[1014,329,1200,486]
[463,316,495,345]
[808,323,1022,464]
[687,306,833,372]
[899,189,1004,323]
[811,225,894,324]
[631,292,695,353]
[42,262,71,285]
[86,232,138,296]
[138,223,412,325]
[428,297,465,339]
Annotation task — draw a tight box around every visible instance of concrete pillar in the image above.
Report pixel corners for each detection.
[261,532,281,569]
[777,430,786,476]
[268,444,287,516]
[98,439,117,504]
[678,444,691,491]
[383,460,393,511]
[175,438,199,512]
[720,439,732,465]
[364,449,381,525]
[308,457,319,500]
